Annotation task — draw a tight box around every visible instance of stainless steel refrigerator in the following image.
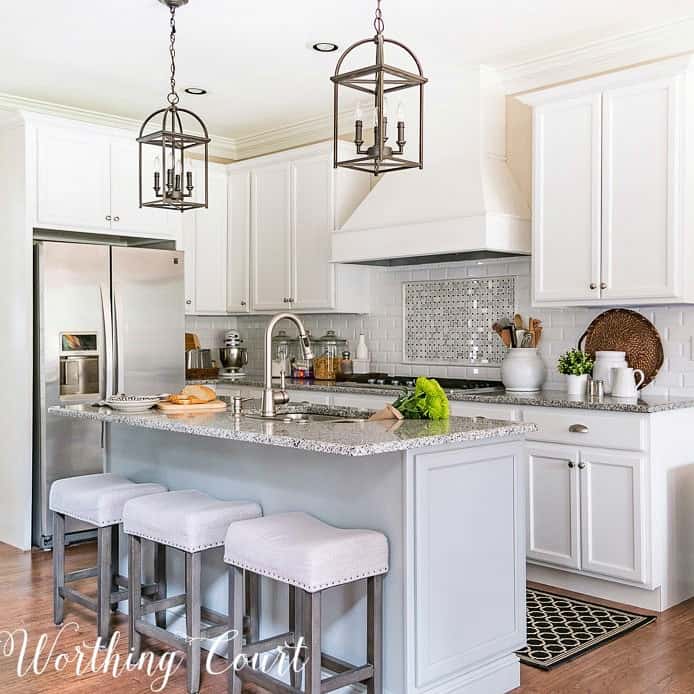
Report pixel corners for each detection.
[33,241,184,549]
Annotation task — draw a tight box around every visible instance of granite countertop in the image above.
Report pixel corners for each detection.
[189,377,694,414]
[48,402,536,457]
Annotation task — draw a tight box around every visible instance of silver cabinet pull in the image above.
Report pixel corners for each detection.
[288,297,294,303]
[569,424,589,433]
[240,300,247,307]
[186,299,192,305]
[578,462,586,469]
[113,216,120,222]
[600,282,607,289]
[105,215,112,221]
[568,461,575,468]
[589,283,597,289]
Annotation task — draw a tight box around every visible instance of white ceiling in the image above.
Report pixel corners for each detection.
[0,0,692,139]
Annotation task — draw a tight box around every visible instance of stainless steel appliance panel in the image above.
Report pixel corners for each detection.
[111,247,185,396]
[33,242,111,547]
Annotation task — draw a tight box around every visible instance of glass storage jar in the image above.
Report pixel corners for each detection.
[313,330,348,380]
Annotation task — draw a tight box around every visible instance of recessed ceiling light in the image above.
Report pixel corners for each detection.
[312,42,339,53]
[184,87,207,95]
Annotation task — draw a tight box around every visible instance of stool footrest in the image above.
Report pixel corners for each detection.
[110,588,129,604]
[238,666,303,694]
[200,606,226,626]
[65,566,99,583]
[320,664,374,693]
[141,594,186,616]
[59,586,97,612]
[200,623,228,640]
[135,620,187,651]
[244,631,295,657]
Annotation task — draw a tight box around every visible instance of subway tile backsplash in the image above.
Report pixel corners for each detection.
[220,256,694,397]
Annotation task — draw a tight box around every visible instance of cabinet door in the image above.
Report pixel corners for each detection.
[227,169,251,313]
[250,162,292,311]
[35,125,111,232]
[109,139,178,239]
[532,95,601,303]
[192,164,228,314]
[290,154,335,310]
[526,443,581,569]
[601,76,682,300]
[579,449,646,583]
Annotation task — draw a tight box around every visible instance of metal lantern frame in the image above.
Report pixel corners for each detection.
[137,0,211,212]
[331,5,427,176]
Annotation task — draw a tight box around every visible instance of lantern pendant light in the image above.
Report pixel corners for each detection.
[331,0,427,175]
[138,0,210,212]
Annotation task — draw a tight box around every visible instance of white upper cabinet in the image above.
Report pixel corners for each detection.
[521,56,693,306]
[227,169,251,313]
[250,161,293,311]
[30,118,177,240]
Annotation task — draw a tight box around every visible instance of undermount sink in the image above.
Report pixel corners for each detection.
[244,411,367,424]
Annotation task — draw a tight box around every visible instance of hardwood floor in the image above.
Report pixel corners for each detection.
[0,541,691,693]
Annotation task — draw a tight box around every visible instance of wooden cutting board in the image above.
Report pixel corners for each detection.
[157,400,228,414]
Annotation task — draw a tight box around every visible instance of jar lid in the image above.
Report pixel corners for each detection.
[272,329,293,344]
[315,329,348,345]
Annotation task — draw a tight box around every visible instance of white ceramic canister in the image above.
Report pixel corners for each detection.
[592,350,628,394]
[501,348,547,392]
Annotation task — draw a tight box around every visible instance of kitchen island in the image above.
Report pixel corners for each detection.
[50,403,536,694]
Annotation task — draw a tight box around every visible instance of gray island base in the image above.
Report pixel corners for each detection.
[51,404,536,694]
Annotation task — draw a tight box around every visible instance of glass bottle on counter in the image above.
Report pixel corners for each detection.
[339,351,354,379]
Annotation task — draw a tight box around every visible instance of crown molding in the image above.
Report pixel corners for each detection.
[495,16,694,95]
[0,92,238,159]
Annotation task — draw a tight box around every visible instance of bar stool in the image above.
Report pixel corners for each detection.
[49,473,167,642]
[123,489,263,694]
[224,511,389,694]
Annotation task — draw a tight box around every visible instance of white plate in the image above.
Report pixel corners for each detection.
[107,402,158,413]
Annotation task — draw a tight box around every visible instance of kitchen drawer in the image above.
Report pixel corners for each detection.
[449,401,521,421]
[522,406,647,451]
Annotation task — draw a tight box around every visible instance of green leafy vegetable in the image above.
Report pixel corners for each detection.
[557,349,594,376]
[392,377,450,420]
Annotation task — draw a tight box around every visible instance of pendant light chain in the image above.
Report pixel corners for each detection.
[167,6,179,105]
[373,0,384,35]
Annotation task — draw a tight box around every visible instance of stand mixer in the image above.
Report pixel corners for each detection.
[218,331,248,380]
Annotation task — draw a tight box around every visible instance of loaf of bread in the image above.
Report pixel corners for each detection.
[168,384,216,405]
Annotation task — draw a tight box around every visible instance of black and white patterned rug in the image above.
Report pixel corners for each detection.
[517,588,656,670]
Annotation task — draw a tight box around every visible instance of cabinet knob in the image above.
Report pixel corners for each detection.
[105,215,112,221]
[113,216,120,222]
[578,462,586,470]
[569,424,589,433]
[288,297,294,303]
[600,282,607,289]
[186,299,192,305]
[589,283,597,290]
[568,461,575,468]
[240,300,247,307]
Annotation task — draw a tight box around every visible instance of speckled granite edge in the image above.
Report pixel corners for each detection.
[189,378,694,414]
[48,405,536,457]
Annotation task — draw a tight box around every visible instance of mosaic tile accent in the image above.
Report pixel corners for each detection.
[403,277,515,366]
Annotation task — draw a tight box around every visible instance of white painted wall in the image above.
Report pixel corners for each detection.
[238,256,694,398]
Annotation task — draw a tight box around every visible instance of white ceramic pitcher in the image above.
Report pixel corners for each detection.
[592,351,628,394]
[611,367,646,398]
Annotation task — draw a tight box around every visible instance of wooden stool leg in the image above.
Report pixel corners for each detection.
[154,542,167,628]
[128,535,143,659]
[289,585,303,689]
[96,526,112,644]
[244,569,261,643]
[303,590,322,694]
[110,524,120,613]
[228,565,244,694]
[367,576,383,694]
[52,512,65,626]
[185,551,202,694]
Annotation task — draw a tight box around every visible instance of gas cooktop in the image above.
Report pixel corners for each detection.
[336,374,504,392]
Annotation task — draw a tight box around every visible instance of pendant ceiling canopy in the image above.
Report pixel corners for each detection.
[331,0,427,176]
[137,0,210,212]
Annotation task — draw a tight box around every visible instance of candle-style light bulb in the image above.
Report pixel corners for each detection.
[153,155,161,195]
[396,101,405,124]
[355,103,363,123]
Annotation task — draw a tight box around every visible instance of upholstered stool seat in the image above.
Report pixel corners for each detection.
[224,512,389,694]
[224,511,388,593]
[49,473,167,644]
[50,473,166,527]
[123,490,262,694]
[123,489,261,552]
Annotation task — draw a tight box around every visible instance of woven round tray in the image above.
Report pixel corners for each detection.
[577,309,663,389]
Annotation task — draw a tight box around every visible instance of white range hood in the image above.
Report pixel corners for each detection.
[332,67,531,265]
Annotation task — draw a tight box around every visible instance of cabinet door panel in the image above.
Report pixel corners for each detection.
[251,163,291,311]
[109,139,177,239]
[291,155,335,310]
[601,77,681,300]
[193,164,228,314]
[527,444,581,569]
[579,449,646,583]
[532,95,601,303]
[227,169,251,313]
[36,126,111,232]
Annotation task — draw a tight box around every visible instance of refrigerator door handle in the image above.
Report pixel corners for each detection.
[100,283,114,399]
[113,289,125,394]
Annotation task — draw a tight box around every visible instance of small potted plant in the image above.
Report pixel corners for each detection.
[557,349,594,396]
